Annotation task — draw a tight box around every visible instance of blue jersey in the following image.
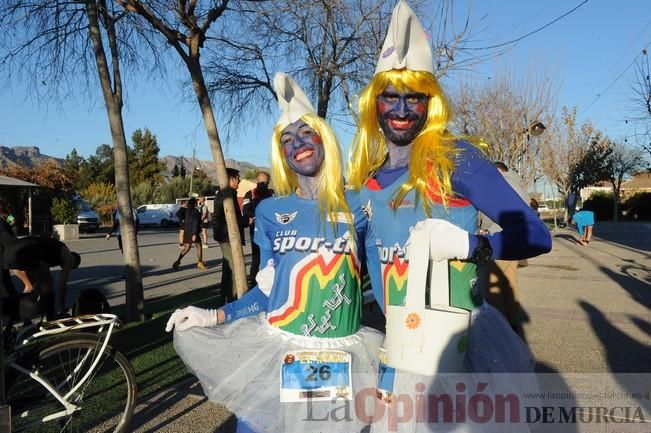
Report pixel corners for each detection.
[362,141,552,312]
[223,192,366,338]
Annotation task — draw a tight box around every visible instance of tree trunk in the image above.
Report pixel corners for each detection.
[110,106,145,322]
[187,43,248,299]
[612,184,620,222]
[86,0,144,321]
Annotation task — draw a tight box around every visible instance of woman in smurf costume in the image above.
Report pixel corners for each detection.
[166,72,384,433]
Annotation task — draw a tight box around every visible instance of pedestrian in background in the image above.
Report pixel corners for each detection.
[242,171,274,287]
[572,207,595,245]
[212,168,248,303]
[176,201,187,249]
[530,197,540,218]
[198,196,211,248]
[173,197,206,270]
[106,207,139,254]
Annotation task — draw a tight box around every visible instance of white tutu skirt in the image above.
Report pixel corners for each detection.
[370,303,536,433]
[174,315,384,433]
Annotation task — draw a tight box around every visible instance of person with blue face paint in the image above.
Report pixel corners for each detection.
[166,73,383,433]
[348,2,551,432]
[375,85,429,148]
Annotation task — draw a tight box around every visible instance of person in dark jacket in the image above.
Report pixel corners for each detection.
[0,199,39,296]
[173,197,206,270]
[106,207,139,254]
[1,202,80,316]
[213,168,248,303]
[21,236,81,312]
[242,171,274,287]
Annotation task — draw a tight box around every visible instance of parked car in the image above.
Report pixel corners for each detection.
[136,205,176,228]
[74,199,100,233]
[146,203,181,225]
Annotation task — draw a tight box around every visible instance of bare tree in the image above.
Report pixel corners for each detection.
[117,0,260,298]
[605,140,646,222]
[203,0,474,128]
[0,0,155,321]
[452,70,557,187]
[539,107,612,221]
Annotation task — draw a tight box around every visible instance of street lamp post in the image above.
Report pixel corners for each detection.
[189,148,196,196]
[517,120,546,184]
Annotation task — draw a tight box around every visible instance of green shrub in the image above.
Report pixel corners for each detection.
[622,192,651,220]
[81,182,116,226]
[51,197,79,225]
[583,191,614,221]
[132,181,157,207]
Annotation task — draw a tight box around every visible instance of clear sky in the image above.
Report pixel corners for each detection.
[1,0,649,167]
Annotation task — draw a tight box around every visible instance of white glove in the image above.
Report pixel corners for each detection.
[411,219,470,261]
[255,259,275,296]
[165,306,217,332]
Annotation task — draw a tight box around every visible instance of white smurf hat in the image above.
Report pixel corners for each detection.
[375,0,433,75]
[273,72,316,126]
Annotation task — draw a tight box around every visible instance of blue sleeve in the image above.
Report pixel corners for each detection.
[222,287,268,323]
[452,141,552,260]
[355,193,386,313]
[221,204,275,323]
[365,222,386,313]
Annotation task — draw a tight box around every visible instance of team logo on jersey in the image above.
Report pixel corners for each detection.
[273,230,353,255]
[361,199,373,220]
[275,211,298,224]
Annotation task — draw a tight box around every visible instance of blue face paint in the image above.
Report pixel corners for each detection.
[377,85,428,146]
[280,120,325,177]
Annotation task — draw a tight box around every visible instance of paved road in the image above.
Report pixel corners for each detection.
[62,227,256,309]
[56,223,651,432]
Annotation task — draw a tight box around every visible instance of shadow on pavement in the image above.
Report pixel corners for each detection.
[128,380,237,433]
[578,300,651,422]
[588,222,651,254]
[579,301,651,373]
[598,264,651,309]
[553,232,584,246]
[533,362,579,433]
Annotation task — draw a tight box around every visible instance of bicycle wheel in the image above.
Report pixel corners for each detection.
[6,333,137,433]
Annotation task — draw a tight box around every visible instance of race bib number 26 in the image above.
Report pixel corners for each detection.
[280,350,352,402]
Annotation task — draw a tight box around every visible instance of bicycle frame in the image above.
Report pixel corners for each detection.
[6,314,119,427]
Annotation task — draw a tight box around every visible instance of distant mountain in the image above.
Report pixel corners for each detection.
[160,155,267,182]
[0,145,264,182]
[0,146,63,169]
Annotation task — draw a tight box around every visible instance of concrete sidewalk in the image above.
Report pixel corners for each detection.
[124,222,651,432]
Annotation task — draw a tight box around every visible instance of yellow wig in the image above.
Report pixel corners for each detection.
[347,69,459,215]
[270,113,352,229]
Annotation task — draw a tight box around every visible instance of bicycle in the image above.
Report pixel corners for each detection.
[3,313,137,433]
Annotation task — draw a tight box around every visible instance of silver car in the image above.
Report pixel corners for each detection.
[75,199,100,233]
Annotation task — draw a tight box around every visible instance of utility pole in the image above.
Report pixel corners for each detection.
[189,147,195,196]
